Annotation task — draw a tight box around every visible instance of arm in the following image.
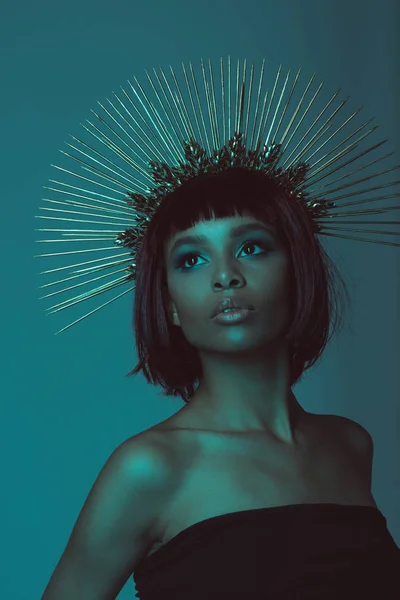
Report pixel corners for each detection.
[41,435,176,600]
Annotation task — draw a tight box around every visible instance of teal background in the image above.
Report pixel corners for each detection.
[1,0,399,598]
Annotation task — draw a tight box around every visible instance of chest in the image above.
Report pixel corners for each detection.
[147,419,374,558]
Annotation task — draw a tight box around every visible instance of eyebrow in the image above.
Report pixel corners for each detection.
[169,222,275,256]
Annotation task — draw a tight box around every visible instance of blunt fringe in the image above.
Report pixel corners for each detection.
[125,167,351,403]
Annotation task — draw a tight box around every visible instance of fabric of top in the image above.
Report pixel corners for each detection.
[133,503,400,599]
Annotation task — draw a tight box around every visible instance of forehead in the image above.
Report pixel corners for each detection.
[164,214,277,255]
[185,213,264,230]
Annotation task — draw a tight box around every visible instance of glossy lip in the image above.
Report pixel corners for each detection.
[211,297,253,318]
[213,308,252,324]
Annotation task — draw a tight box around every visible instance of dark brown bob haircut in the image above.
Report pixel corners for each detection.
[126,166,351,403]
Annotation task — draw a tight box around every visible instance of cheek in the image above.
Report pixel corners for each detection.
[258,270,292,326]
[261,263,290,302]
[165,286,205,328]
[168,276,205,311]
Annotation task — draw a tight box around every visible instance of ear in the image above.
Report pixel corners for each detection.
[162,286,180,326]
[169,305,180,326]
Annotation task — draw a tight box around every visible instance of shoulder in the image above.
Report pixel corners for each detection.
[332,415,374,457]
[328,414,374,487]
[119,429,182,478]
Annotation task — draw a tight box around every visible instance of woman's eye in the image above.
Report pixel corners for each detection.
[175,240,268,270]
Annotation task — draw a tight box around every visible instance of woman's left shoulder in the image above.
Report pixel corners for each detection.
[331,414,374,457]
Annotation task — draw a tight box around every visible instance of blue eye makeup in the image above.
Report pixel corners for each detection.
[173,238,271,270]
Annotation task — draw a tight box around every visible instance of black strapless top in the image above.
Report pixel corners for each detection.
[133,503,400,599]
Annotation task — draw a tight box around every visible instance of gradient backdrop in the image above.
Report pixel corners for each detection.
[1,0,399,598]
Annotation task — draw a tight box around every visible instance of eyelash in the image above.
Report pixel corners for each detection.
[175,239,269,270]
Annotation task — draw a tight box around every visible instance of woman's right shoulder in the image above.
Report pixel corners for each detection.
[116,425,183,481]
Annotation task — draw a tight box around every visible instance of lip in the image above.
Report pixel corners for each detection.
[213,308,253,324]
[211,297,253,318]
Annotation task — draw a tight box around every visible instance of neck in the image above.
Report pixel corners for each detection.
[176,387,305,445]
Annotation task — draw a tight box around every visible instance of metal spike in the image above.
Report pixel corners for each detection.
[39,264,132,300]
[36,207,133,227]
[86,104,155,178]
[228,56,231,141]
[220,57,226,145]
[283,92,346,169]
[40,194,134,218]
[45,189,119,212]
[180,63,201,144]
[320,230,400,248]
[145,68,187,151]
[46,274,130,314]
[34,252,132,275]
[250,58,265,151]
[52,286,134,335]
[162,65,194,154]
[264,64,283,149]
[127,73,181,164]
[208,58,220,150]
[34,241,123,258]
[270,67,292,146]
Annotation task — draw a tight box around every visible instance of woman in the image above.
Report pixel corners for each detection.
[39,59,400,600]
[129,167,395,599]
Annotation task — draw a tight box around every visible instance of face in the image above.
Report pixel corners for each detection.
[163,212,292,359]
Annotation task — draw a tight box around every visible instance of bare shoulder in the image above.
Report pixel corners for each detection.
[327,414,374,456]
[321,413,376,506]
[41,431,181,600]
[116,428,182,483]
